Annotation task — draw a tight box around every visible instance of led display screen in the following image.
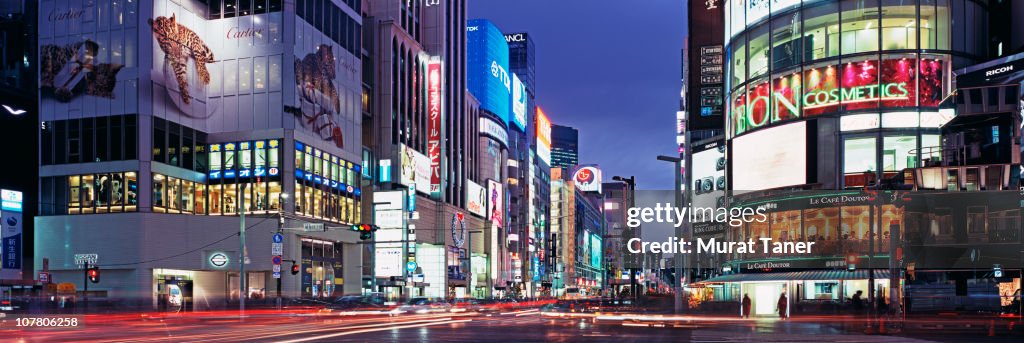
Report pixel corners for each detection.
[467,19,511,124]
[731,121,806,190]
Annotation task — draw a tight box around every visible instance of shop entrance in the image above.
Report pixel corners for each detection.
[742,282,786,316]
[157,278,193,312]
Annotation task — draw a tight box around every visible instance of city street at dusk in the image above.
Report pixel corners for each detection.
[1,0,1023,342]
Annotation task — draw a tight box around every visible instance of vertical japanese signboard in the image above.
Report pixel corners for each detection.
[428,58,443,196]
[0,190,23,280]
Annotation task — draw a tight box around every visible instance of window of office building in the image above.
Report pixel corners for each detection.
[748,24,771,80]
[920,0,951,50]
[840,0,880,55]
[206,140,283,215]
[729,36,747,87]
[41,115,138,165]
[153,118,208,172]
[771,12,803,71]
[881,0,919,50]
[803,1,840,61]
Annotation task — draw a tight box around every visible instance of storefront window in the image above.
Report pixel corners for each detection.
[770,210,802,243]
[804,208,840,255]
[747,79,771,130]
[153,174,165,212]
[840,0,880,55]
[803,62,839,116]
[748,24,770,79]
[66,172,137,214]
[224,183,238,214]
[883,135,918,172]
[210,184,223,214]
[841,205,872,245]
[881,0,918,50]
[771,12,803,71]
[196,184,207,214]
[731,86,747,136]
[840,58,880,111]
[803,1,840,61]
[919,55,947,107]
[881,55,918,108]
[269,182,282,211]
[844,137,877,187]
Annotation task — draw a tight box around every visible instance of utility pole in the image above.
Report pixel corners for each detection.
[82,261,88,313]
[276,213,284,309]
[239,182,247,314]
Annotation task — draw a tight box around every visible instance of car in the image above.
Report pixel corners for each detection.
[328,295,390,312]
[392,297,452,315]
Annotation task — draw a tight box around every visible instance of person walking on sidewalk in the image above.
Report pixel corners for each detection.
[742,294,752,318]
[777,293,788,319]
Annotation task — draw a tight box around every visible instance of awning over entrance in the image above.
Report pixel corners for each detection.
[700,270,892,283]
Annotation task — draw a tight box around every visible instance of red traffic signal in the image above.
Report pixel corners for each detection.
[88,267,100,283]
[291,264,300,275]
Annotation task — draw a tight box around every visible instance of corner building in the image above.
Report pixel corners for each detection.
[715,0,1003,316]
[35,0,366,310]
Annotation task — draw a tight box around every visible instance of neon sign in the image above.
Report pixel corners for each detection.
[803,83,909,110]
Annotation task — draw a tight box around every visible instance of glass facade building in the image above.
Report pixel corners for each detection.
[725,0,988,189]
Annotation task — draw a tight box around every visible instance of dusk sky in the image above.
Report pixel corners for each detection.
[471,0,688,190]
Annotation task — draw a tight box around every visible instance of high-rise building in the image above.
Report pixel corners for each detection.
[362,0,486,300]
[35,0,366,309]
[550,124,578,169]
[0,0,37,286]
[700,0,1020,316]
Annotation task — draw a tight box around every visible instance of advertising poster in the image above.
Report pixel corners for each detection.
[536,108,552,165]
[487,179,504,227]
[466,180,487,217]
[511,73,528,130]
[573,165,602,193]
[427,60,443,195]
[400,144,430,194]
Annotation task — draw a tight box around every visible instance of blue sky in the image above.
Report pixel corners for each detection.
[471,0,687,190]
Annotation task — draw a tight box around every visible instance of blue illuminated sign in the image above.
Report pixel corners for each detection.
[254,167,266,177]
[209,171,222,179]
[467,19,511,125]
[224,170,237,178]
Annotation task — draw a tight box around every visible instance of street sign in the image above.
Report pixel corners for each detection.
[273,264,281,273]
[38,272,49,283]
[73,253,98,266]
[406,261,417,273]
[272,255,282,265]
[272,233,284,243]
[273,271,281,279]
[271,242,283,255]
[303,223,325,232]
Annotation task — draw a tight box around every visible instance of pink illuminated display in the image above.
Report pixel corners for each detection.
[880,57,917,108]
[841,59,879,111]
[919,57,946,107]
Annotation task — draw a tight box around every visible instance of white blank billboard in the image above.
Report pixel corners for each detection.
[731,121,807,190]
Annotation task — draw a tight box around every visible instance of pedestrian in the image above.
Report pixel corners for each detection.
[851,290,864,314]
[742,294,752,318]
[776,292,788,319]
[877,293,888,314]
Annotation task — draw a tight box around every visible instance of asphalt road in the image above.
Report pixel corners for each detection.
[3,310,1022,343]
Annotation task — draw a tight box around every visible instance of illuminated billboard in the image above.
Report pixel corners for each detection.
[467,19,511,124]
[573,165,602,194]
[590,234,602,268]
[487,179,504,227]
[536,108,552,165]
[511,73,528,131]
[0,189,22,280]
[427,59,443,196]
[466,180,487,217]
[731,121,806,190]
[691,140,726,217]
[400,144,431,195]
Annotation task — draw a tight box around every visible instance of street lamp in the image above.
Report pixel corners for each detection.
[655,155,686,314]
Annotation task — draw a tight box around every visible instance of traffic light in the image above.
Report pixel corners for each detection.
[87,267,100,283]
[291,264,300,275]
[351,224,379,241]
